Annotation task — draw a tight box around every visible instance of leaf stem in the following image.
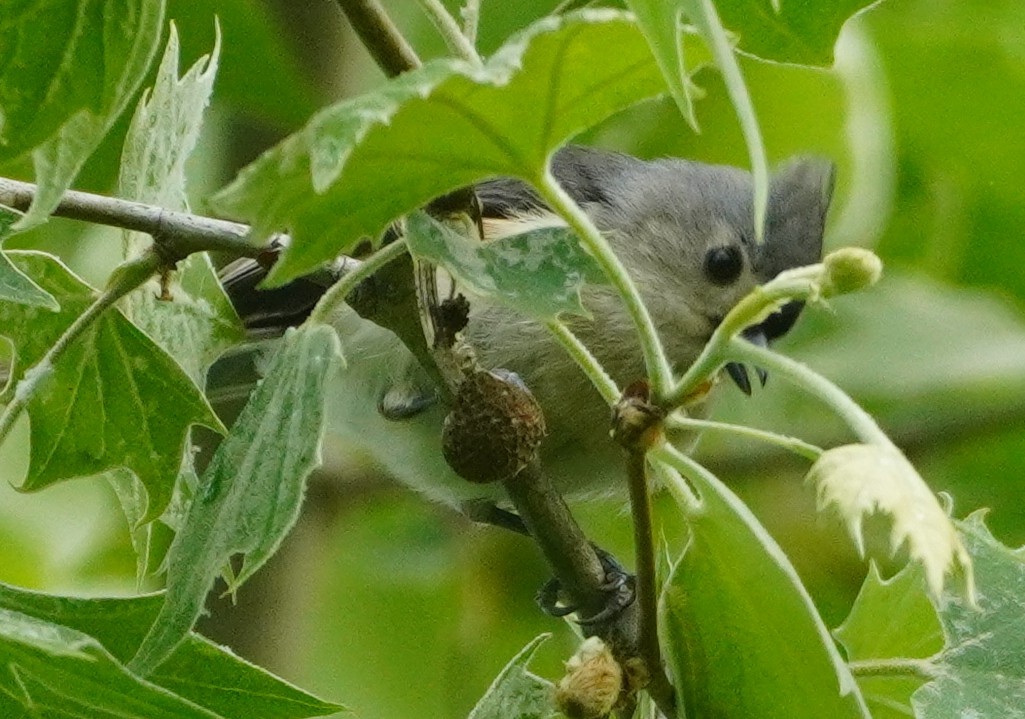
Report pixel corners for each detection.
[683,0,768,242]
[625,450,677,718]
[848,657,938,681]
[416,0,482,66]
[728,338,892,447]
[0,252,161,447]
[667,263,823,407]
[334,0,421,77]
[0,177,265,262]
[667,414,823,461]
[460,0,481,45]
[544,319,619,405]
[538,170,674,396]
[307,237,410,325]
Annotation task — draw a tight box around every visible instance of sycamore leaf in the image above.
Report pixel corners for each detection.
[0,582,345,718]
[467,634,554,719]
[0,0,166,226]
[656,449,871,718]
[714,0,883,66]
[129,325,340,677]
[834,563,944,719]
[213,10,679,286]
[118,21,242,386]
[913,513,1025,719]
[806,443,973,599]
[0,206,58,310]
[406,211,606,319]
[0,252,223,520]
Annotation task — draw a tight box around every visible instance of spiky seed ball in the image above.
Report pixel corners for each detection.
[442,369,547,484]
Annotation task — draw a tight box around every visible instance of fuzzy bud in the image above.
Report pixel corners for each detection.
[555,637,625,719]
[821,248,883,297]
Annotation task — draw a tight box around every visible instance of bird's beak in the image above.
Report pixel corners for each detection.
[724,326,769,395]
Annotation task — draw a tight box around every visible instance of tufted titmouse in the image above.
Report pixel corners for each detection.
[217,145,834,508]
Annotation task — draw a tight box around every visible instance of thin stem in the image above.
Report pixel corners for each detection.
[334,0,421,77]
[0,253,161,445]
[544,319,619,405]
[0,177,264,261]
[848,658,938,681]
[667,264,823,407]
[307,237,410,325]
[729,338,892,447]
[538,170,674,396]
[667,414,823,461]
[460,0,480,45]
[684,0,768,242]
[416,0,482,65]
[625,450,676,718]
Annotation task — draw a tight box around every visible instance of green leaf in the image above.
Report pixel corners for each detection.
[833,563,944,719]
[806,443,971,598]
[657,451,871,718]
[129,325,340,677]
[715,0,881,66]
[117,22,242,386]
[0,582,345,718]
[406,212,606,319]
[467,634,554,719]
[0,607,218,718]
[0,206,58,310]
[0,252,223,520]
[913,513,1025,718]
[212,10,675,286]
[0,0,166,226]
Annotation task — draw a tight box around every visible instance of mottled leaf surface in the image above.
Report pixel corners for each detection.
[0,582,344,718]
[406,212,606,319]
[213,10,673,286]
[0,252,222,520]
[0,0,165,225]
[0,206,58,309]
[467,634,554,719]
[914,513,1025,718]
[130,325,340,676]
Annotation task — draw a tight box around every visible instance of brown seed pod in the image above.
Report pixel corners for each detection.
[441,369,546,484]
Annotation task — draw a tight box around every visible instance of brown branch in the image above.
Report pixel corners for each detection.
[0,177,265,262]
[334,0,421,77]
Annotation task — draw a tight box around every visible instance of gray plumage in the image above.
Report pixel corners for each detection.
[218,145,834,505]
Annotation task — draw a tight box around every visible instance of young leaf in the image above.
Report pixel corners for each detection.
[467,634,554,719]
[657,450,871,718]
[406,211,606,319]
[0,206,58,310]
[129,325,340,677]
[213,10,676,286]
[714,0,882,66]
[834,563,944,719]
[0,582,345,718]
[0,0,166,226]
[806,443,973,599]
[0,251,223,520]
[913,513,1025,718]
[118,22,243,386]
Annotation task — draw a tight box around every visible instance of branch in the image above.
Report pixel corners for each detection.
[334,0,421,77]
[415,0,482,65]
[0,177,265,262]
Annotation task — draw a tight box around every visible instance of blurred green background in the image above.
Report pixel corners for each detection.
[1,1,1024,717]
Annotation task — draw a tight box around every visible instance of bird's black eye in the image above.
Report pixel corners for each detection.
[704,246,743,286]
